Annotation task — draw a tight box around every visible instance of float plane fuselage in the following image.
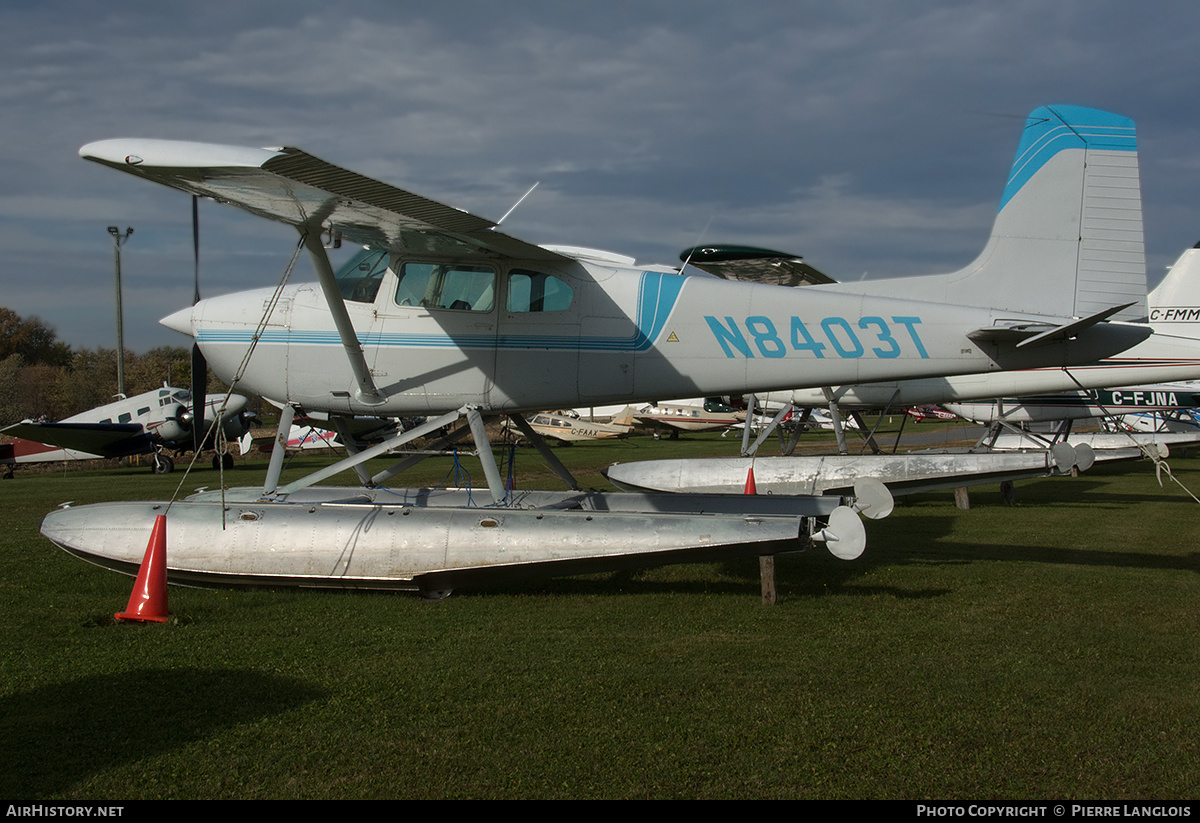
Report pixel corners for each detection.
[83,105,1166,424]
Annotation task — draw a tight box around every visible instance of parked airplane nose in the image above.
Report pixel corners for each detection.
[160,305,194,336]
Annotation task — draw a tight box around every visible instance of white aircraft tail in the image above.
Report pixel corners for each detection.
[610,405,638,427]
[1148,242,1200,337]
[833,106,1145,321]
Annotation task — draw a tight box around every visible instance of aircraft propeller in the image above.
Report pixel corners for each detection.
[190,195,207,454]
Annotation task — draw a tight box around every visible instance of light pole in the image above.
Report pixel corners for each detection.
[108,226,133,397]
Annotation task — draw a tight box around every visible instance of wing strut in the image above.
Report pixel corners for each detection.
[302,231,387,406]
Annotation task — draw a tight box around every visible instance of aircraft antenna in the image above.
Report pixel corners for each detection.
[679,216,714,272]
[495,182,539,226]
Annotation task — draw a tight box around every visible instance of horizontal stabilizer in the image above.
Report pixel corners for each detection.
[1013,302,1137,348]
[967,302,1142,349]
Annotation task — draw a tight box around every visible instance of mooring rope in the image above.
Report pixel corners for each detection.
[1063,369,1200,505]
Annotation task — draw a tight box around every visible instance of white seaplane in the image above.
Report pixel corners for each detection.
[39,104,1200,595]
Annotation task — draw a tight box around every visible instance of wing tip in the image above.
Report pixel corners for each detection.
[80,138,283,170]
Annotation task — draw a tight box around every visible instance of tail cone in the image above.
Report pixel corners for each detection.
[115,514,169,623]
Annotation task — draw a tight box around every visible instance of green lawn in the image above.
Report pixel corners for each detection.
[1,434,1197,798]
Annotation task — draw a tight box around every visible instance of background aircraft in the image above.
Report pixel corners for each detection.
[945,384,1200,426]
[519,406,637,443]
[2,385,251,475]
[905,405,957,422]
[633,398,744,439]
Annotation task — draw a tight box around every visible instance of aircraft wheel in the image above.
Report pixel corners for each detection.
[222,453,234,470]
[152,454,174,474]
[421,587,453,601]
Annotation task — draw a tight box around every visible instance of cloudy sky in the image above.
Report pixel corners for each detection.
[4,1,1200,352]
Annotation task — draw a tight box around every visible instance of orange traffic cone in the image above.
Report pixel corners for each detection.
[743,466,757,495]
[115,514,170,623]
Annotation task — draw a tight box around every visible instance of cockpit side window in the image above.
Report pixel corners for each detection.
[506,270,574,312]
[335,248,390,304]
[395,263,495,312]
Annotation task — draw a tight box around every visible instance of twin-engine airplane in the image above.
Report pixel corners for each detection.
[2,385,251,476]
[634,397,745,438]
[38,105,1200,596]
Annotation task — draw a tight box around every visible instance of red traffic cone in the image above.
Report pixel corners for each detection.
[115,514,170,623]
[743,466,757,495]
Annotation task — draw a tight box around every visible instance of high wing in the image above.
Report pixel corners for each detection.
[80,139,568,262]
[1,422,149,458]
[679,245,836,286]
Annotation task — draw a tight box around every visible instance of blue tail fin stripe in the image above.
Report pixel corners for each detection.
[1000,105,1136,211]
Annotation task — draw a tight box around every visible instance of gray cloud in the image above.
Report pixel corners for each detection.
[3,0,1199,350]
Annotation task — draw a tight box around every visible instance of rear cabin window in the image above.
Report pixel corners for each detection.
[395,263,495,312]
[506,270,574,312]
[335,249,389,304]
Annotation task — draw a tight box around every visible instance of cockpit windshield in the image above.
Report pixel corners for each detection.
[334,248,390,303]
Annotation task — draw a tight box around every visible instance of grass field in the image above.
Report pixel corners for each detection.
[2,432,1198,799]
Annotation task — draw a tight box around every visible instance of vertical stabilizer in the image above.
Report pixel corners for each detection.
[831,106,1146,321]
[1149,242,1200,337]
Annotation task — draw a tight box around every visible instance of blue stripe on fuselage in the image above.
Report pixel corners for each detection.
[196,270,686,352]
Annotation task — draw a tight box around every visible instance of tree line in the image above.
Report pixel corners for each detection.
[0,307,234,425]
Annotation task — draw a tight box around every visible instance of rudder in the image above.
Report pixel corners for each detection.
[831,106,1146,321]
